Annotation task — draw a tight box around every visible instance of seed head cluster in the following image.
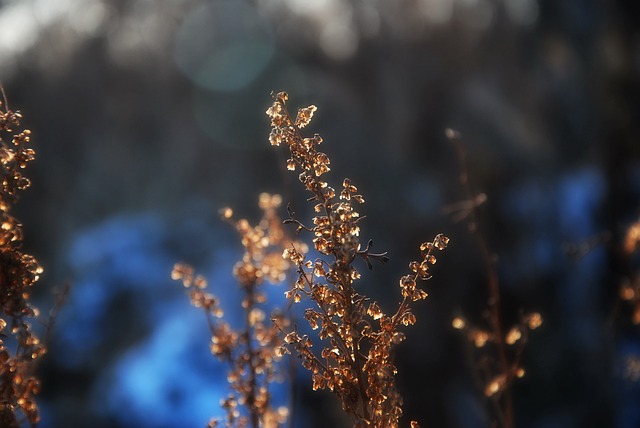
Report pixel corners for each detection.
[267,91,448,427]
[0,98,44,427]
[451,311,542,398]
[172,193,292,428]
[620,218,640,325]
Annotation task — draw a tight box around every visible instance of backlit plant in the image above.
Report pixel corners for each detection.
[267,91,448,427]
[620,217,640,324]
[445,128,542,428]
[173,193,293,428]
[0,90,45,427]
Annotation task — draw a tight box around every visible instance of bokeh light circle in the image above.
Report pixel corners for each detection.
[174,0,275,92]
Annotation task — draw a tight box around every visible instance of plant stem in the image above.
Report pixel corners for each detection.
[244,282,260,428]
[449,131,513,428]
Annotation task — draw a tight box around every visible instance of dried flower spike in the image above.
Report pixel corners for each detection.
[268,91,447,427]
[446,129,541,428]
[174,193,293,428]
[0,91,45,428]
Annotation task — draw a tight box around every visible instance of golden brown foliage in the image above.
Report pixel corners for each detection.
[0,92,45,427]
[267,91,448,427]
[173,193,293,428]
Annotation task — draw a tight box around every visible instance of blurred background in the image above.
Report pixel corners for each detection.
[0,0,639,426]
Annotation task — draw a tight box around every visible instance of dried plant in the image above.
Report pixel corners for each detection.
[619,217,640,325]
[172,193,294,428]
[266,91,448,427]
[0,89,45,427]
[445,128,541,428]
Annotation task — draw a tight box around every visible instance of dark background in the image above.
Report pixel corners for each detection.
[0,0,639,427]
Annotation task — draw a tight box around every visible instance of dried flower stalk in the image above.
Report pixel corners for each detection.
[172,193,292,428]
[445,128,542,428]
[0,90,45,427]
[267,91,448,427]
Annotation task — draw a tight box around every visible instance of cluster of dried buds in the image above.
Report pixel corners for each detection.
[451,311,542,398]
[0,95,45,427]
[620,218,640,324]
[172,193,292,428]
[267,91,448,427]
